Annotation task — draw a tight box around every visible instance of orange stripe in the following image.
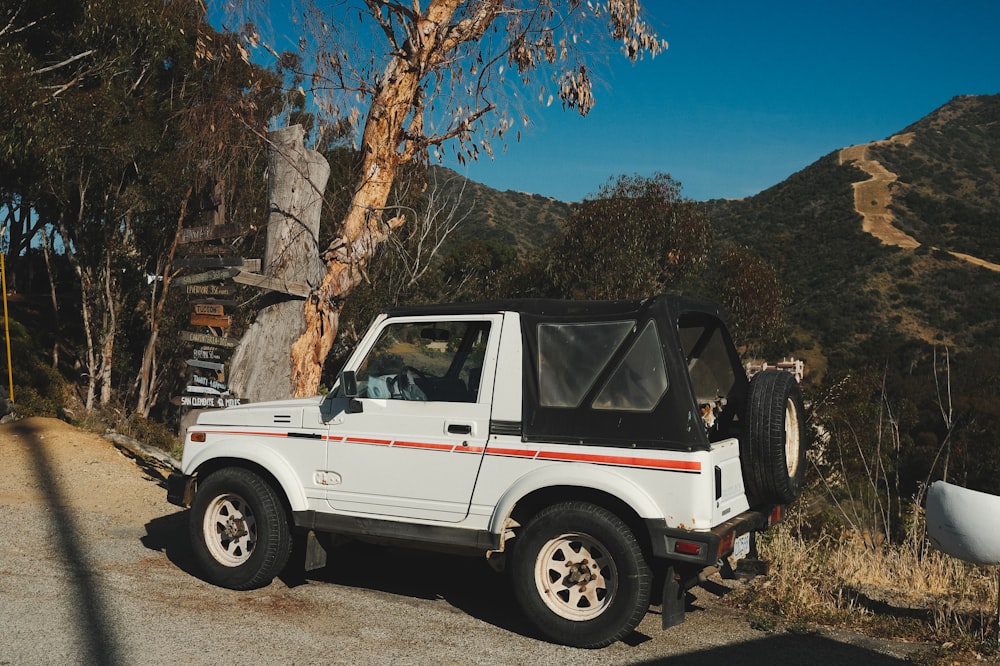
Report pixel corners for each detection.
[484,447,538,459]
[196,429,700,473]
[345,436,393,446]
[393,440,455,452]
[535,449,701,471]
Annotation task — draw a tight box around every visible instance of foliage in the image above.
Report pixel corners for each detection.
[1,0,283,412]
[729,515,999,658]
[713,244,785,354]
[543,172,713,300]
[2,314,67,418]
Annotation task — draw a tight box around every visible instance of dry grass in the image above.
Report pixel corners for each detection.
[726,511,999,660]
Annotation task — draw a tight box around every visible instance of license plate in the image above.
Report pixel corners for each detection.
[733,532,751,561]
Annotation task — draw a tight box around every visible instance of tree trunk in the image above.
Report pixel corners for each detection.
[135,186,191,417]
[228,126,330,401]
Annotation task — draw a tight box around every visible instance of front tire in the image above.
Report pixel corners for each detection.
[189,467,292,590]
[510,502,651,648]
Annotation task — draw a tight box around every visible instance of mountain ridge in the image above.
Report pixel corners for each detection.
[706,93,1000,373]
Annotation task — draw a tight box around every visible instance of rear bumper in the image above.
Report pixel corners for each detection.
[646,505,782,565]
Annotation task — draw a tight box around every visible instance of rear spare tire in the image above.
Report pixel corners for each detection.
[743,369,807,505]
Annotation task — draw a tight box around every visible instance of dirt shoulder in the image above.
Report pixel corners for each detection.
[0,417,934,665]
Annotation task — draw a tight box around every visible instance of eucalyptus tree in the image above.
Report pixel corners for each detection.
[545,172,713,300]
[222,0,668,396]
[2,0,282,411]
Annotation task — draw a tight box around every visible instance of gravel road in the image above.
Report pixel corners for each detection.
[0,417,930,665]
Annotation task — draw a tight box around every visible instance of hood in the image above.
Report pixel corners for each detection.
[194,396,327,430]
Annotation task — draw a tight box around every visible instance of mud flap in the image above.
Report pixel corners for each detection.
[661,565,685,629]
[304,530,328,571]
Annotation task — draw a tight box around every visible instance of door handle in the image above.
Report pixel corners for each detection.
[447,423,472,435]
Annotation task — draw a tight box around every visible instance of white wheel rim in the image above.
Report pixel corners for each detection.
[203,493,257,567]
[784,398,801,477]
[533,532,617,621]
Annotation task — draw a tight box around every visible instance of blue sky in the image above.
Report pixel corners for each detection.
[227,1,1000,203]
[445,1,1000,202]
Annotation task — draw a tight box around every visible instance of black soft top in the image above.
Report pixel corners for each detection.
[385,294,724,321]
[388,295,743,452]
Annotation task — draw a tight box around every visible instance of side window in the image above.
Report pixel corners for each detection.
[592,321,669,412]
[537,321,634,407]
[356,320,491,403]
[678,322,737,403]
[679,317,738,430]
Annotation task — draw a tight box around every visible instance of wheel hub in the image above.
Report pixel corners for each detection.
[564,558,597,587]
[222,515,248,540]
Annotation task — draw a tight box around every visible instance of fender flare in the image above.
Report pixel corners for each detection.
[488,462,663,537]
[185,440,309,512]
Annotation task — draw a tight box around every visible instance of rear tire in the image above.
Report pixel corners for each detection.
[189,467,292,590]
[743,370,807,505]
[510,502,651,648]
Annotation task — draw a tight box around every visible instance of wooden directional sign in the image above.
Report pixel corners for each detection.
[175,256,261,272]
[175,255,245,269]
[171,395,247,408]
[190,313,232,329]
[185,384,222,395]
[181,331,239,348]
[192,347,223,362]
[233,270,311,298]
[185,283,235,297]
[186,358,225,372]
[177,223,244,244]
[190,374,228,393]
[178,242,236,257]
[175,268,239,286]
[193,302,226,316]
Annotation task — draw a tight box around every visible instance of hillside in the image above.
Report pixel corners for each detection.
[704,94,1000,379]
[427,165,570,252]
[432,94,1000,383]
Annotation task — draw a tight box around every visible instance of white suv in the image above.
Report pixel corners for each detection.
[168,295,806,648]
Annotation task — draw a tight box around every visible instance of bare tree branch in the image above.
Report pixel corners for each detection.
[29,49,96,76]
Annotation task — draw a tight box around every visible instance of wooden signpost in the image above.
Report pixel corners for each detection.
[172,212,252,410]
[173,217,299,410]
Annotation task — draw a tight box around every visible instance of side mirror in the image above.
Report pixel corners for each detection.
[340,370,358,398]
[339,370,364,414]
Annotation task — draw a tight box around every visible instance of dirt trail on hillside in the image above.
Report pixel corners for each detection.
[839,134,920,249]
[839,134,1000,273]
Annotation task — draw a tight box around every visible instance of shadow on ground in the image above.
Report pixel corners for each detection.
[141,507,920,663]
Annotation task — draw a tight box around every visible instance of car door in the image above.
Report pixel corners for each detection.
[325,314,500,522]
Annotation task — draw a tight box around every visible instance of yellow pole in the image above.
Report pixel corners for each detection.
[1,254,13,403]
